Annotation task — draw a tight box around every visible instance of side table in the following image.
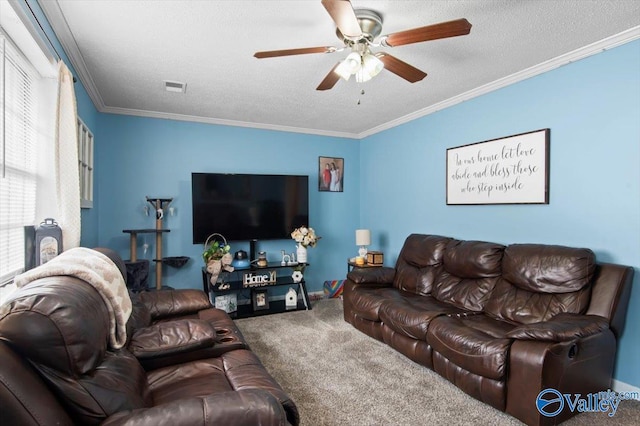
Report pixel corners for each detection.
[347,259,383,274]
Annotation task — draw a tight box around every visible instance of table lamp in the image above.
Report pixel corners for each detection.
[355,229,371,258]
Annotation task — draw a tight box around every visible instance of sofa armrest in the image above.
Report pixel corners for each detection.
[129,319,216,358]
[100,390,288,426]
[137,289,211,319]
[505,313,609,342]
[347,266,395,286]
[506,331,616,425]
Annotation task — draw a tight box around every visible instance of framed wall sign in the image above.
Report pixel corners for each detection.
[446,129,550,205]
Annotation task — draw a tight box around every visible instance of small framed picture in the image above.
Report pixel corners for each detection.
[252,289,269,311]
[319,156,344,192]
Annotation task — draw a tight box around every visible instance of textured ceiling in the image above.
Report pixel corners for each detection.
[40,1,640,138]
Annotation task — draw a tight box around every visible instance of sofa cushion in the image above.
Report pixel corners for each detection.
[379,295,465,340]
[502,244,595,293]
[129,319,217,358]
[484,278,592,325]
[432,240,505,311]
[147,349,299,426]
[427,315,516,380]
[138,289,213,320]
[348,287,408,321]
[64,349,152,424]
[505,313,609,342]
[393,234,452,294]
[442,240,505,279]
[483,244,595,325]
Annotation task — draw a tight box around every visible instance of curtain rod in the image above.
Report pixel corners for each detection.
[23,0,77,83]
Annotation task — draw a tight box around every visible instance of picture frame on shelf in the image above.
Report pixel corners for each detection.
[252,289,269,311]
[318,156,344,192]
[213,293,237,314]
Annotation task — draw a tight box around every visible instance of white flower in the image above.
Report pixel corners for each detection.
[291,226,320,248]
[292,271,303,282]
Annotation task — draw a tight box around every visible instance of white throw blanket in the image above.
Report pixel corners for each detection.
[14,247,132,349]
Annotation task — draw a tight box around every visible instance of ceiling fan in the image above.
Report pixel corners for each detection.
[254,0,472,91]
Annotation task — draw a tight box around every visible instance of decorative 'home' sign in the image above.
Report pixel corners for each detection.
[446,129,550,205]
[243,270,277,287]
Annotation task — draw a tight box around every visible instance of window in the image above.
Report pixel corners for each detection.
[77,118,93,208]
[0,33,38,285]
[0,1,58,303]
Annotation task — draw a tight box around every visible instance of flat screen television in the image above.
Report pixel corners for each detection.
[191,173,309,244]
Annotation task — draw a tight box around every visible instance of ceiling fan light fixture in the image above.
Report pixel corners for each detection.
[344,51,362,73]
[362,53,384,78]
[334,60,353,80]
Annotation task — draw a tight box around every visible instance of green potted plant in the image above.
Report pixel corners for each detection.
[202,240,231,264]
[203,234,233,286]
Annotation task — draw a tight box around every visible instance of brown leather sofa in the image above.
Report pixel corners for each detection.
[0,249,299,426]
[343,234,633,426]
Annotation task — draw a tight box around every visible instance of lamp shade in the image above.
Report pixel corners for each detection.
[334,60,353,81]
[362,53,384,77]
[355,229,371,246]
[344,52,362,73]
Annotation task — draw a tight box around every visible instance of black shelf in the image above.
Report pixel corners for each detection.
[227,299,307,319]
[203,263,311,318]
[123,229,170,234]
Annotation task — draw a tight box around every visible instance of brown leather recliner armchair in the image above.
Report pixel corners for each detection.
[0,252,299,425]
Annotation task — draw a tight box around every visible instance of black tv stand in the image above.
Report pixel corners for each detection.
[203,262,311,319]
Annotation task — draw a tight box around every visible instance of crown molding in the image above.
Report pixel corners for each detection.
[101,106,360,139]
[38,0,638,141]
[38,0,358,139]
[38,0,106,110]
[358,26,640,139]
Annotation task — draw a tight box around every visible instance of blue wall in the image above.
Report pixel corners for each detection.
[360,40,640,387]
[95,115,360,293]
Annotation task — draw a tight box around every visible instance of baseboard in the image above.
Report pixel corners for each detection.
[309,291,325,301]
[612,380,640,399]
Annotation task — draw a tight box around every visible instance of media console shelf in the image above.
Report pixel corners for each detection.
[202,262,312,319]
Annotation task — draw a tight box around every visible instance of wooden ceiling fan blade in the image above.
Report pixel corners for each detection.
[377,53,427,83]
[383,18,472,47]
[321,0,362,39]
[316,63,341,91]
[254,46,335,59]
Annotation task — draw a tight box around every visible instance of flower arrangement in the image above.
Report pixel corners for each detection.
[202,240,231,263]
[291,226,320,248]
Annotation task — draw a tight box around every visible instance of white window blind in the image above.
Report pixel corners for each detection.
[0,33,38,284]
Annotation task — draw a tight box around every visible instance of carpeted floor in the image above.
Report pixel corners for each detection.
[235,298,640,426]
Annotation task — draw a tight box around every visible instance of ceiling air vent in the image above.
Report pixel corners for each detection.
[163,80,186,93]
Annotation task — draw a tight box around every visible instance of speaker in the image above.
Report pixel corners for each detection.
[24,225,36,271]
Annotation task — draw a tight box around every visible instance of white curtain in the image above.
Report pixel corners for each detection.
[55,60,80,249]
